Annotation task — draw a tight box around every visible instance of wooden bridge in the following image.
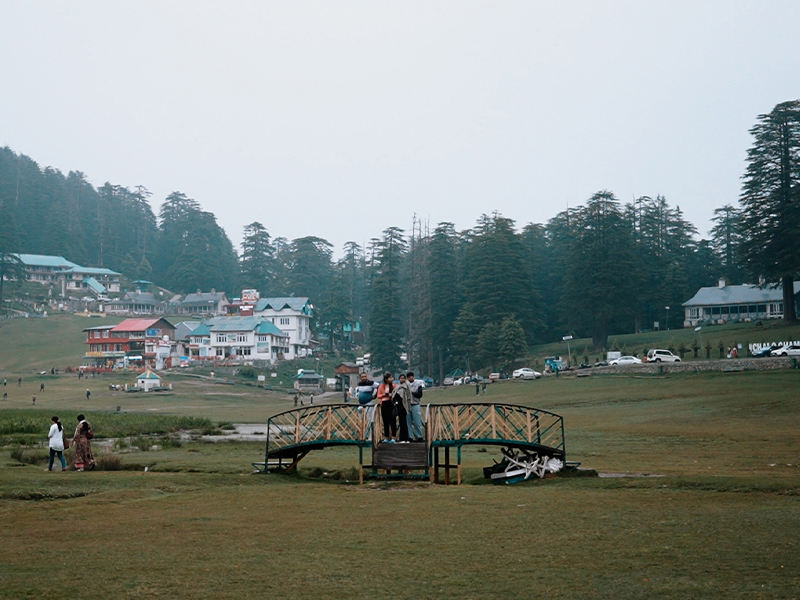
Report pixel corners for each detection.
[254,402,567,484]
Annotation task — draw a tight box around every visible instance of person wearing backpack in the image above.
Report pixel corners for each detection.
[72,414,96,472]
[47,416,68,471]
[406,372,425,442]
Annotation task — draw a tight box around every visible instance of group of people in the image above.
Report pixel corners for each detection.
[46,414,96,472]
[355,371,424,443]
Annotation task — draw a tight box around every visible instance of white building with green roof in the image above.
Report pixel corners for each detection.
[183,316,290,363]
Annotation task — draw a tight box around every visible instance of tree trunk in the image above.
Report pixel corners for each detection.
[783,275,797,323]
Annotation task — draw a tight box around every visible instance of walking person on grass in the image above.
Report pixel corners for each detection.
[47,416,68,471]
[72,414,96,472]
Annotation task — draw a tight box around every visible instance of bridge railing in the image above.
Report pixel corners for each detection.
[266,404,375,456]
[266,402,565,458]
[427,403,565,456]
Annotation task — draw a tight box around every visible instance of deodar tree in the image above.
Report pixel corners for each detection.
[740,100,800,323]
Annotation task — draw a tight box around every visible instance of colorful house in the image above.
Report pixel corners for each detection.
[84,317,175,369]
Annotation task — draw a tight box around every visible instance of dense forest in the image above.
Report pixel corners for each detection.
[1,100,798,375]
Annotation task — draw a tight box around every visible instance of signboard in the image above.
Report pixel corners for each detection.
[257,375,266,382]
[242,289,260,303]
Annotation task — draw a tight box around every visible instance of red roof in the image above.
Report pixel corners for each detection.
[111,318,173,333]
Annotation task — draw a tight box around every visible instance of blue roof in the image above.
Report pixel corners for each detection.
[84,277,106,294]
[190,324,212,336]
[254,297,311,314]
[15,254,78,268]
[683,282,800,307]
[255,320,287,337]
[65,266,120,276]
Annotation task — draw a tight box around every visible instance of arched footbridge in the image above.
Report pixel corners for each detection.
[253,402,572,484]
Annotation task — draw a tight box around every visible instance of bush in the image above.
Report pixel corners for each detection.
[97,454,123,471]
[239,366,258,379]
[132,436,151,452]
[10,447,49,466]
[159,436,182,449]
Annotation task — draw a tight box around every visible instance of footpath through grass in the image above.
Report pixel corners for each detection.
[1,370,799,598]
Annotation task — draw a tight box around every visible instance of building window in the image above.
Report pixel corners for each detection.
[216,334,226,343]
[102,330,109,338]
[216,348,224,356]
[237,333,248,343]
[240,347,251,356]
[280,317,290,325]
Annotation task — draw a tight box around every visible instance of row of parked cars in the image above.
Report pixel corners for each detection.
[754,343,800,357]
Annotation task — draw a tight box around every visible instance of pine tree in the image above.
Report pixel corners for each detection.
[368,227,407,373]
[740,100,800,323]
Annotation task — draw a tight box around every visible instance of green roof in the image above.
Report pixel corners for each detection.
[84,277,106,294]
[16,254,78,268]
[190,324,212,336]
[138,370,161,380]
[255,320,287,336]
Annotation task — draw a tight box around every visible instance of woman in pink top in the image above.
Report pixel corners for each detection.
[376,372,397,443]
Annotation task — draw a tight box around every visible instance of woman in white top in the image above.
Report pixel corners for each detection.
[47,416,67,471]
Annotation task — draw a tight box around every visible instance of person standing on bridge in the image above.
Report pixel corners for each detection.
[406,372,424,442]
[377,373,397,443]
[392,374,412,443]
[356,372,378,406]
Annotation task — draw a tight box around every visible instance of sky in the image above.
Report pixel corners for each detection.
[1,1,799,255]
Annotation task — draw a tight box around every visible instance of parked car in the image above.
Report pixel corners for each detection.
[512,368,542,380]
[771,344,800,357]
[753,345,781,357]
[646,349,681,363]
[594,360,609,367]
[609,356,642,366]
[488,373,500,382]
[443,377,454,386]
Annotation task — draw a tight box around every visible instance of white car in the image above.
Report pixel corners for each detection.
[609,356,642,366]
[771,344,800,357]
[512,368,542,380]
[647,349,681,363]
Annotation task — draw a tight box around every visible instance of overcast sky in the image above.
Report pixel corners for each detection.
[1,1,799,254]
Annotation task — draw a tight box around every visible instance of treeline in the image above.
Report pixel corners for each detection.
[1,99,797,375]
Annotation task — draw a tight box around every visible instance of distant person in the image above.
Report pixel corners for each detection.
[72,414,96,472]
[294,393,299,407]
[40,383,45,393]
[377,373,397,443]
[355,372,378,406]
[3,378,6,387]
[482,381,487,394]
[32,394,36,405]
[475,381,480,395]
[47,416,67,472]
[406,372,424,442]
[18,377,22,386]
[343,388,349,403]
[86,389,91,400]
[310,394,314,405]
[392,374,412,443]
[3,392,7,400]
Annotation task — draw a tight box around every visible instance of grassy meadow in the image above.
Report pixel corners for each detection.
[1,315,800,598]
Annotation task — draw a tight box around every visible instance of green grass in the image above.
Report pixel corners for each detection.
[2,317,800,598]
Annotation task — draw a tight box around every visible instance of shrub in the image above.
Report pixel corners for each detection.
[97,454,123,471]
[159,436,182,449]
[10,447,49,466]
[132,436,151,452]
[239,366,258,379]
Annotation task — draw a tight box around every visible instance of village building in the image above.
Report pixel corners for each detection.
[253,297,313,359]
[83,317,176,369]
[176,290,229,316]
[15,254,121,295]
[334,362,361,392]
[682,279,800,327]
[294,370,323,392]
[136,370,162,391]
[182,316,290,363]
[105,291,165,315]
